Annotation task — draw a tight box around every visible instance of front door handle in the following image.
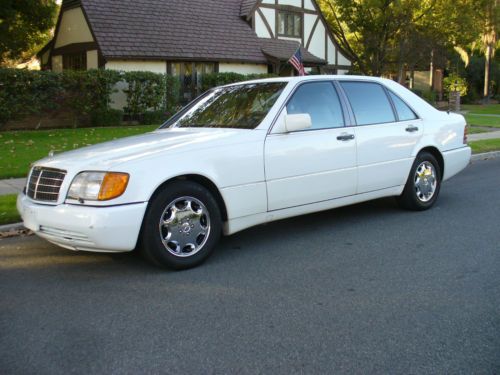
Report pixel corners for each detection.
[337,133,355,141]
[406,125,419,133]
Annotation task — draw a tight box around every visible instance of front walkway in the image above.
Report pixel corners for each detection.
[0,178,25,196]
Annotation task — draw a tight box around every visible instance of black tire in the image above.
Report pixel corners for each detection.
[397,151,442,211]
[140,180,222,270]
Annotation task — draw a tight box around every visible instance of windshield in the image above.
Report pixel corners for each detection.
[164,82,286,130]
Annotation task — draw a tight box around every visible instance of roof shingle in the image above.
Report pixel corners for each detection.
[81,0,267,63]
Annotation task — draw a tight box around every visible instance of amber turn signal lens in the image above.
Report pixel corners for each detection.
[98,173,129,201]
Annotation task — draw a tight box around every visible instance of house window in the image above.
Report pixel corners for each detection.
[63,52,87,70]
[278,12,302,38]
[169,62,216,103]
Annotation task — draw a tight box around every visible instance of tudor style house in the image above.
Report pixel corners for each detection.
[40,0,351,102]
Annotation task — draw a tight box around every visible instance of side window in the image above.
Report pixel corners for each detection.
[340,82,396,125]
[388,91,418,121]
[286,82,344,130]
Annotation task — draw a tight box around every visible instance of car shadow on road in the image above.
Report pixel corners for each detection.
[0,196,432,278]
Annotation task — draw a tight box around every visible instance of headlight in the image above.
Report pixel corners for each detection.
[67,172,129,201]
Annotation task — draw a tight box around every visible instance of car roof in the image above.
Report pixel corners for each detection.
[223,75,387,87]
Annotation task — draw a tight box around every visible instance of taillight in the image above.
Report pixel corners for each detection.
[463,125,468,144]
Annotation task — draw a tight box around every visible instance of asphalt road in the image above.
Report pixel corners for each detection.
[1,158,499,374]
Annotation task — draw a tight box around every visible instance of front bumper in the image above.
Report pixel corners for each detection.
[17,194,148,253]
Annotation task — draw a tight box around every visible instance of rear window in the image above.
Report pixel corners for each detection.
[388,91,418,121]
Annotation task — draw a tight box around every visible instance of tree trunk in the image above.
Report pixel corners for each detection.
[484,44,491,103]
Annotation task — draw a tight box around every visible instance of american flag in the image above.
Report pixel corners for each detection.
[288,47,306,76]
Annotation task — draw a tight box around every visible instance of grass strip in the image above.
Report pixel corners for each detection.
[0,125,157,179]
[465,114,500,128]
[461,104,500,115]
[0,194,20,226]
[470,139,500,154]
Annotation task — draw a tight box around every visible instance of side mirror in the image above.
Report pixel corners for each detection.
[284,113,312,133]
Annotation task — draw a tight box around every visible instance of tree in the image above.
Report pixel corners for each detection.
[479,0,498,101]
[0,0,58,67]
[319,0,482,77]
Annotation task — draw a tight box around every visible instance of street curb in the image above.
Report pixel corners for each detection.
[471,151,500,162]
[0,222,25,233]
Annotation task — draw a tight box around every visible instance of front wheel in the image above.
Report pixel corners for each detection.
[140,181,222,270]
[397,152,441,211]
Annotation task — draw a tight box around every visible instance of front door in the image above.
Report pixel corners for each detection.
[265,81,357,211]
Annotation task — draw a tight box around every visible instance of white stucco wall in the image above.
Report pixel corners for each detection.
[87,50,98,69]
[307,22,325,60]
[304,0,315,10]
[54,7,93,48]
[255,11,271,38]
[219,63,268,75]
[278,0,302,6]
[260,8,275,37]
[52,56,63,72]
[105,60,167,73]
[338,53,350,66]
[327,39,335,65]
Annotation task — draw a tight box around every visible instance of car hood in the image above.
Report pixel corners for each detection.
[34,127,262,172]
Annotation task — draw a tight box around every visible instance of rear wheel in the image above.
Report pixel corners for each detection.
[397,152,441,211]
[141,181,222,270]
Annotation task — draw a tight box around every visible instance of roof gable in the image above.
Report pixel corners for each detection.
[240,0,259,17]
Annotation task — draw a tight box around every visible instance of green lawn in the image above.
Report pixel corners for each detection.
[465,114,500,128]
[462,104,500,115]
[0,194,20,226]
[469,139,500,154]
[0,125,157,179]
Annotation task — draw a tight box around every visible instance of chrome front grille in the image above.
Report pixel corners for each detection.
[27,167,67,202]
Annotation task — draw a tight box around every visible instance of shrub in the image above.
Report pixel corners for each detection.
[200,72,276,92]
[443,73,467,98]
[0,69,64,125]
[141,110,169,125]
[91,108,123,127]
[123,71,166,117]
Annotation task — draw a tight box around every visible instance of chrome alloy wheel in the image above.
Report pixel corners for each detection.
[158,196,211,257]
[414,161,437,202]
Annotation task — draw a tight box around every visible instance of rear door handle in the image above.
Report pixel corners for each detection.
[406,125,419,133]
[337,133,355,141]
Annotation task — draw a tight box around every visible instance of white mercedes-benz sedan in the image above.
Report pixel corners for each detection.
[18,76,471,269]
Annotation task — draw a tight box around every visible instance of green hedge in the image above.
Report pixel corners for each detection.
[0,69,276,128]
[0,68,121,127]
[201,72,276,92]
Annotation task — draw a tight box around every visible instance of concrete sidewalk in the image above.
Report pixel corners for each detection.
[469,130,500,141]
[0,178,25,196]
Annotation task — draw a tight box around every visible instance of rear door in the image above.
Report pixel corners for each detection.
[339,81,423,194]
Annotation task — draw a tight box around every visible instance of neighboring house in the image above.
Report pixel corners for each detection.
[40,0,351,103]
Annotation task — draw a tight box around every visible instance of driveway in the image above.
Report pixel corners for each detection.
[1,158,499,374]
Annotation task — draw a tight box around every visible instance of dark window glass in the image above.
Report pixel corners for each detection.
[388,91,417,121]
[341,82,396,125]
[63,52,86,71]
[170,62,216,103]
[287,82,344,129]
[172,83,286,130]
[278,12,302,37]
